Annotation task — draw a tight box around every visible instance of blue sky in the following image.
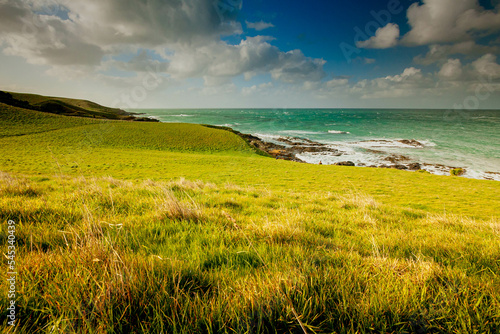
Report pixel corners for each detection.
[1,0,500,109]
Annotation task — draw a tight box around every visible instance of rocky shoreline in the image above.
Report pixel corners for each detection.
[203,125,499,180]
[241,132,470,175]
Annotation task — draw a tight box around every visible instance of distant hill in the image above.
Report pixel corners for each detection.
[0,90,158,122]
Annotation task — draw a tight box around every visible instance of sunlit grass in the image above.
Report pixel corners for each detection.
[0,173,499,333]
[1,104,500,332]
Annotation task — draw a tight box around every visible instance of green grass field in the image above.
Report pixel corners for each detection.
[1,100,499,333]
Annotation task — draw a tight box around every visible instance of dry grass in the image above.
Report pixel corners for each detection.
[0,171,41,197]
[155,191,204,222]
[339,191,379,210]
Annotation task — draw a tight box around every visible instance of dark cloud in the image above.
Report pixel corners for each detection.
[0,0,326,85]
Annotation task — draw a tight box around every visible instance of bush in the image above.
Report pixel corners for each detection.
[450,168,466,176]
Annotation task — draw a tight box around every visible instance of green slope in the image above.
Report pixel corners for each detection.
[0,102,103,137]
[8,91,130,118]
[1,98,500,333]
[1,90,157,120]
[0,102,499,218]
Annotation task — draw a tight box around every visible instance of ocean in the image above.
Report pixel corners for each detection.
[130,108,500,181]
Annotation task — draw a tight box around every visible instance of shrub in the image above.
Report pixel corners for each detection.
[450,168,466,176]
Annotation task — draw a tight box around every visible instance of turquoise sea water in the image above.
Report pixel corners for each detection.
[130,108,500,180]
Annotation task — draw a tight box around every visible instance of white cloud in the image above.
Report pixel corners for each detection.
[270,50,326,83]
[354,0,500,65]
[348,67,434,99]
[0,0,327,87]
[325,78,349,88]
[384,67,423,82]
[106,50,169,74]
[201,82,237,96]
[63,0,241,46]
[438,59,463,80]
[356,23,400,49]
[165,36,326,84]
[0,0,241,67]
[0,1,103,66]
[415,41,500,65]
[471,53,500,79]
[246,20,275,31]
[402,0,500,46]
[241,82,273,96]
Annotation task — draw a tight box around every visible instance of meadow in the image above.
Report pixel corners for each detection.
[0,100,499,333]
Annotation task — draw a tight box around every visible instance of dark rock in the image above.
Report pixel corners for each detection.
[384,154,410,163]
[408,163,421,170]
[366,149,386,154]
[392,164,408,170]
[335,161,355,166]
[277,137,324,146]
[398,139,424,147]
[134,117,160,122]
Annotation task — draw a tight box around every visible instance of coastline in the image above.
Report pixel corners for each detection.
[203,124,500,181]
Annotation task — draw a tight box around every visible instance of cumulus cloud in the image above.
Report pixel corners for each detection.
[246,20,275,31]
[165,36,325,84]
[356,23,400,49]
[344,54,500,101]
[384,67,423,82]
[354,0,500,64]
[349,67,434,99]
[0,1,103,66]
[402,0,500,46]
[109,50,169,73]
[0,0,327,87]
[438,59,463,80]
[325,78,349,88]
[63,0,241,46]
[414,41,500,65]
[0,0,238,66]
[270,50,326,83]
[471,53,500,79]
[241,82,273,96]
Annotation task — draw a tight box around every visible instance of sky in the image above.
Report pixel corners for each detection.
[1,0,500,109]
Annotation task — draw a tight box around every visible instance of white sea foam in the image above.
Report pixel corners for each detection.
[279,130,323,135]
[328,130,351,134]
[354,139,436,149]
[254,133,281,140]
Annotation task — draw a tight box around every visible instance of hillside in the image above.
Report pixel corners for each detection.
[1,90,158,121]
[0,99,499,333]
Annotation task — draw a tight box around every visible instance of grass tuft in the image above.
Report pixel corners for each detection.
[156,191,204,223]
[0,171,42,197]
